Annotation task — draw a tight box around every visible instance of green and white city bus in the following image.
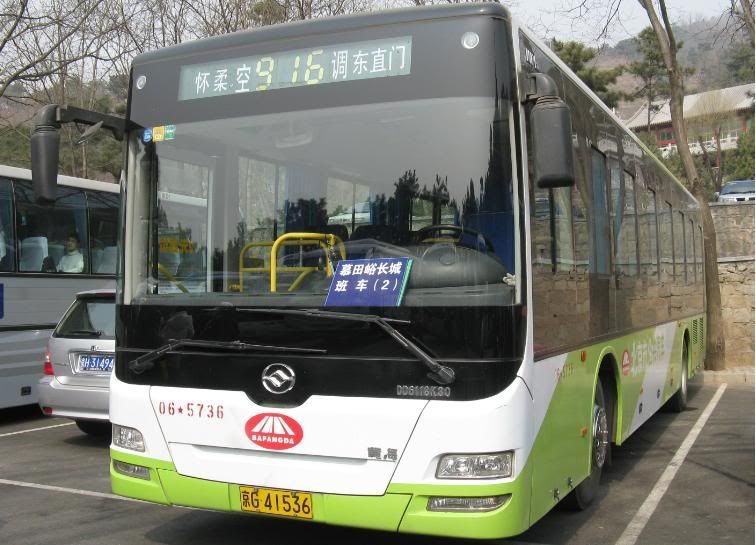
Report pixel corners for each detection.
[31,3,705,539]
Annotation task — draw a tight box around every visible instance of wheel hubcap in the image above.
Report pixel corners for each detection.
[592,405,609,469]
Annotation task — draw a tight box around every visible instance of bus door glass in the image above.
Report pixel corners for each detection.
[156,156,211,293]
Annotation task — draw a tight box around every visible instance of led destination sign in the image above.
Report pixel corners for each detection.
[178,36,412,101]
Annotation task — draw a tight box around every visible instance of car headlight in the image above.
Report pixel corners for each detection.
[436,451,513,479]
[112,424,145,452]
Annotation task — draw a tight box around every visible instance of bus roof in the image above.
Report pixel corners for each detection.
[132,3,510,66]
[0,164,119,193]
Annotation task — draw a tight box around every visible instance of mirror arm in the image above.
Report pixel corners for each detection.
[33,104,127,141]
[520,72,560,104]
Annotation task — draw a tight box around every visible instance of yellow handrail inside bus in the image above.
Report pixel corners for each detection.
[157,263,189,293]
[238,233,345,293]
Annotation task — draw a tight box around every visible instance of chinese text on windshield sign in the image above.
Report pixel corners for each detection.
[178,37,412,100]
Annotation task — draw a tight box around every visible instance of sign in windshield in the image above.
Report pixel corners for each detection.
[325,258,413,307]
[178,36,412,101]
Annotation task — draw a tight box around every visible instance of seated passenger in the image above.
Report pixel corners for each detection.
[57,232,84,273]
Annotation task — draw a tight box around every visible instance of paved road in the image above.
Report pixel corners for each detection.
[0,383,752,545]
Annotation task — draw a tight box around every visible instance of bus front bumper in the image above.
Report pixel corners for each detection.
[110,450,531,539]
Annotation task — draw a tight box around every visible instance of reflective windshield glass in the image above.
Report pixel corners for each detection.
[128,96,517,308]
[721,180,754,194]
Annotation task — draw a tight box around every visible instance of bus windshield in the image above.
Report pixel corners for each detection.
[127,96,518,309]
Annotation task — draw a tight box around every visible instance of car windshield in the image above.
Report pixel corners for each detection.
[722,180,754,194]
[127,96,518,309]
[56,298,115,338]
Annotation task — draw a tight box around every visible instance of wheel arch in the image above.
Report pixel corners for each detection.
[594,351,620,446]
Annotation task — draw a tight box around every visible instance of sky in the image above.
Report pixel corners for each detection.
[507,0,734,45]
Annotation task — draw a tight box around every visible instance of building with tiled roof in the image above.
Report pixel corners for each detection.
[623,83,754,157]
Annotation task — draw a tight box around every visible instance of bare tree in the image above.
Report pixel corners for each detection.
[0,0,115,99]
[728,0,755,46]
[636,0,726,370]
[558,0,726,369]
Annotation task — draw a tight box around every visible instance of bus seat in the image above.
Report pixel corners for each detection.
[48,243,65,265]
[351,225,396,243]
[20,236,48,271]
[91,247,104,271]
[96,246,117,274]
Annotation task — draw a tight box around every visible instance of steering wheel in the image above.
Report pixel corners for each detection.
[416,224,495,253]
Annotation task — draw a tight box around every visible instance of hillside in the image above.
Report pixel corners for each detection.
[592,16,753,118]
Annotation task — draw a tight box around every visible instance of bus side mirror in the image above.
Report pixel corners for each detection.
[31,105,61,204]
[31,103,127,204]
[530,97,575,189]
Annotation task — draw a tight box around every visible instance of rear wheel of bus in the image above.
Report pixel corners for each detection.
[669,338,689,413]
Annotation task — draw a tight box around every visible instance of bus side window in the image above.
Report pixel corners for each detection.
[0,178,14,272]
[15,182,89,273]
[697,225,704,282]
[687,218,696,283]
[87,190,119,274]
[591,149,610,275]
[675,211,686,283]
[657,201,672,283]
[637,183,659,280]
[610,169,638,277]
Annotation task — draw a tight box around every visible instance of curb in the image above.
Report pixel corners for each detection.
[702,367,755,386]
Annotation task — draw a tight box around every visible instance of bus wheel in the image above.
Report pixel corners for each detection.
[566,379,610,510]
[669,339,689,413]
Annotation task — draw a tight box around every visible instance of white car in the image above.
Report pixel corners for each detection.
[38,289,115,436]
[328,202,371,226]
[717,179,755,203]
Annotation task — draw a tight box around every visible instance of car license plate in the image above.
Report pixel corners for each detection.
[78,354,114,373]
[239,486,313,519]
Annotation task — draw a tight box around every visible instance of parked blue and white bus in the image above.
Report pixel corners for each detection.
[0,165,119,409]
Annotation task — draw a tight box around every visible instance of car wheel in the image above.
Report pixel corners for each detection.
[75,420,111,437]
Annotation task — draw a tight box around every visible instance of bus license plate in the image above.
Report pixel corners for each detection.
[239,486,313,519]
[78,354,114,372]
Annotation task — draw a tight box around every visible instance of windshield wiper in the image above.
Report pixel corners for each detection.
[240,308,455,385]
[128,339,326,374]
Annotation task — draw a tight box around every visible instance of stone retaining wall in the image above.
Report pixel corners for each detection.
[711,203,754,367]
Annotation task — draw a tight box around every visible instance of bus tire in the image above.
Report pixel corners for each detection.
[566,378,610,510]
[669,338,689,413]
[75,419,111,437]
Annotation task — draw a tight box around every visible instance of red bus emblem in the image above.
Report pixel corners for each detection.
[245,413,303,450]
[622,350,632,376]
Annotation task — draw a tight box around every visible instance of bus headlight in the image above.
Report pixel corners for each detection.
[112,424,145,452]
[436,451,513,479]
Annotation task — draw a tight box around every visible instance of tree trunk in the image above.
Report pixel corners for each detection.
[739,0,755,47]
[698,136,716,187]
[640,0,727,370]
[714,126,723,193]
[697,193,726,370]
